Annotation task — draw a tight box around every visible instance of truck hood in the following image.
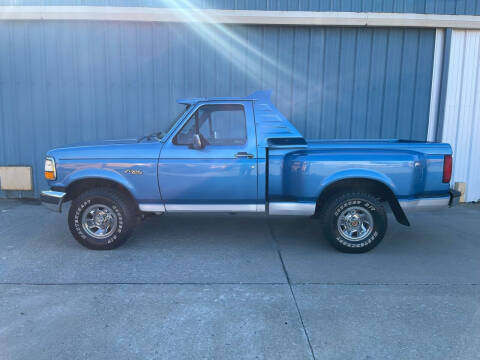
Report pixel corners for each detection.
[47,138,162,160]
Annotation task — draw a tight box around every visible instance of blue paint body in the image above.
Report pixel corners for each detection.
[46,91,452,213]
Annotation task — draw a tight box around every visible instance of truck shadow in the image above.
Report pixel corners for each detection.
[132,214,331,250]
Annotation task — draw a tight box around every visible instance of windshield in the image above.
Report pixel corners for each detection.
[137,105,191,142]
[160,105,191,139]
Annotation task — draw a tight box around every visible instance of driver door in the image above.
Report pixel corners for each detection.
[158,101,258,211]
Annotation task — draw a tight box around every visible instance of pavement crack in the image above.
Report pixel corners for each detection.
[268,220,316,360]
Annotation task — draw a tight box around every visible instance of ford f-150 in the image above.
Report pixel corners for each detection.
[41,91,460,253]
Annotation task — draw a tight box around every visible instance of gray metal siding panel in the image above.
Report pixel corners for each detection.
[441,30,480,202]
[0,0,480,15]
[0,22,435,197]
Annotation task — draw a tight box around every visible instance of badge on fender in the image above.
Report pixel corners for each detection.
[124,169,143,175]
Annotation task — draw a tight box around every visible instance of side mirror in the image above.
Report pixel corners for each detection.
[192,134,204,150]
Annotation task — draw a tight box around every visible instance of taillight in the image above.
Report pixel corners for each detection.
[443,155,452,183]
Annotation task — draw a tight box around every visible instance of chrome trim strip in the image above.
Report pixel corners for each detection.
[398,196,450,213]
[268,202,316,216]
[256,204,266,212]
[139,204,166,213]
[40,190,66,213]
[165,204,258,212]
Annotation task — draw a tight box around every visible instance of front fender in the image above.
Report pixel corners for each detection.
[61,168,136,196]
[48,158,161,203]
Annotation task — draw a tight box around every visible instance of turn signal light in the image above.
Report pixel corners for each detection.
[44,157,56,180]
[443,155,452,183]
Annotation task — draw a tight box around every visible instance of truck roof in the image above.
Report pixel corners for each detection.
[176,90,264,105]
[177,90,304,147]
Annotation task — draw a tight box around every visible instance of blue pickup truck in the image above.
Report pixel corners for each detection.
[41,91,460,253]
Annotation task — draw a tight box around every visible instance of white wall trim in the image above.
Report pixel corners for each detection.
[427,28,445,141]
[1,6,480,29]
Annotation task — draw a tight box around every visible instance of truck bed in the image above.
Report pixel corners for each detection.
[267,139,452,203]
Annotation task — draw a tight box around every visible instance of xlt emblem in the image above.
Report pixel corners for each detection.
[125,169,143,175]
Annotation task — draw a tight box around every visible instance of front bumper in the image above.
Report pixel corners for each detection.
[399,189,461,213]
[40,190,67,213]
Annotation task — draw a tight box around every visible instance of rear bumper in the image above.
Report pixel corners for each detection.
[40,190,67,213]
[399,189,461,213]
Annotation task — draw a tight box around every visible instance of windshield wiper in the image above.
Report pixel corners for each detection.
[137,131,163,143]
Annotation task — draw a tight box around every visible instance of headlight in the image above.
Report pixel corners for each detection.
[44,157,56,180]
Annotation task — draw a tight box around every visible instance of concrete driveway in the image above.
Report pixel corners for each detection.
[1,200,479,360]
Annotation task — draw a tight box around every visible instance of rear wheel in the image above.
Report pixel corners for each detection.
[68,188,136,250]
[322,192,387,253]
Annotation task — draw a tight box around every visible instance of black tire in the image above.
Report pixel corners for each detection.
[68,188,136,250]
[322,192,387,253]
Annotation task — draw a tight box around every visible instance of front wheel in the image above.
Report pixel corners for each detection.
[68,188,136,250]
[322,192,387,253]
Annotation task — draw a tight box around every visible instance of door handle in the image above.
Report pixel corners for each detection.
[234,152,254,159]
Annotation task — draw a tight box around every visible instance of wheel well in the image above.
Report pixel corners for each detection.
[315,178,410,226]
[65,178,138,209]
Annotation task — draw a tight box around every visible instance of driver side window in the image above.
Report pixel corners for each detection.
[174,104,246,146]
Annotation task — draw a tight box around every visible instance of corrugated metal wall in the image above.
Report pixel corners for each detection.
[441,30,480,202]
[1,0,480,15]
[0,21,435,198]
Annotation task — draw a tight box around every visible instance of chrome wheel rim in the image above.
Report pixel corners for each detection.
[81,204,118,239]
[337,206,374,242]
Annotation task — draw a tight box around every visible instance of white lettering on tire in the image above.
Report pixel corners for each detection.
[334,200,377,248]
[75,199,123,244]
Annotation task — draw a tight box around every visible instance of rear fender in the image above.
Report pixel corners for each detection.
[317,169,410,226]
[317,169,398,196]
